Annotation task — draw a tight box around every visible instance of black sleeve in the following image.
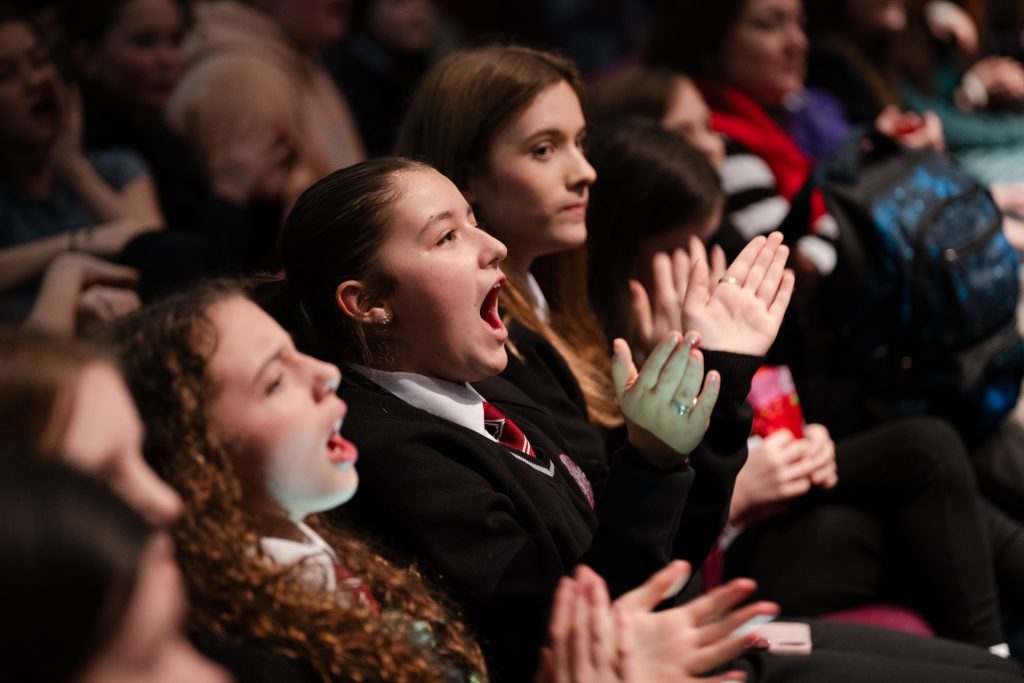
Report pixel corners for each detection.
[671,350,762,567]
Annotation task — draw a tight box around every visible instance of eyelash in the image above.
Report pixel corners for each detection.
[437,228,457,246]
[266,374,283,395]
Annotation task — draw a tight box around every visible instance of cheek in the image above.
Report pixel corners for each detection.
[100,48,158,87]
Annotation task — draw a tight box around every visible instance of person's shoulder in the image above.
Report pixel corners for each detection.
[85,148,150,188]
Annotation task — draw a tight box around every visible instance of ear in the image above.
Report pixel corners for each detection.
[336,280,391,325]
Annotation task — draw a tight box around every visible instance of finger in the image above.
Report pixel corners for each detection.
[652,252,679,319]
[711,244,727,284]
[571,579,594,681]
[767,269,796,322]
[683,242,711,310]
[689,234,709,267]
[85,261,140,288]
[669,345,704,406]
[723,234,768,285]
[653,336,696,403]
[684,577,759,623]
[614,560,692,612]
[673,248,691,302]
[635,332,683,393]
[778,476,813,498]
[578,567,615,676]
[697,600,781,646]
[777,438,810,465]
[743,232,783,292]
[549,578,577,682]
[690,634,763,676]
[755,243,790,304]
[687,369,721,427]
[809,462,837,487]
[628,280,654,349]
[761,428,795,449]
[611,338,639,400]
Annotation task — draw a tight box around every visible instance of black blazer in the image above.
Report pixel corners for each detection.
[335,353,757,680]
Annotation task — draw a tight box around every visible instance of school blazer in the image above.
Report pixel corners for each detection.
[334,360,757,680]
[499,322,762,578]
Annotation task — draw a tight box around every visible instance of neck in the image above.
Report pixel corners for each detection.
[247,497,310,543]
[504,252,534,291]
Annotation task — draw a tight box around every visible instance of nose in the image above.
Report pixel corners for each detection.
[700,130,726,171]
[477,228,507,269]
[310,357,342,401]
[567,145,596,190]
[788,20,808,54]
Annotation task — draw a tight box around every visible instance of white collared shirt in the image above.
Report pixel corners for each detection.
[524,272,551,324]
[260,521,338,591]
[354,366,497,442]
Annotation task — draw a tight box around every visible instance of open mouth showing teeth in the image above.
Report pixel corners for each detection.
[481,280,504,330]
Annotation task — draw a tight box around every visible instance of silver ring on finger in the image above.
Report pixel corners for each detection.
[674,396,698,417]
[718,275,740,286]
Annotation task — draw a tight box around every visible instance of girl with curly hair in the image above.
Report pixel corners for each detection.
[113,279,488,682]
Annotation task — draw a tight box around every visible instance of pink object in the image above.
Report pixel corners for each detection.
[824,605,934,636]
[748,366,805,438]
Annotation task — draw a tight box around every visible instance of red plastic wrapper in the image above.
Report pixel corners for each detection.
[747,365,804,439]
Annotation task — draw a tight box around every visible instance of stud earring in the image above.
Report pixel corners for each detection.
[377,312,393,326]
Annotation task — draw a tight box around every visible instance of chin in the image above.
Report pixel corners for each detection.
[466,348,509,382]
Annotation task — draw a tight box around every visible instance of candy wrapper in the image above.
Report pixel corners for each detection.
[747,365,804,439]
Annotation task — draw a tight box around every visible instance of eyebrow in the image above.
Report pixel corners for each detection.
[420,209,456,235]
[251,345,286,389]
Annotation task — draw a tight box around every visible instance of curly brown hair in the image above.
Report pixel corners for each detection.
[111,280,487,682]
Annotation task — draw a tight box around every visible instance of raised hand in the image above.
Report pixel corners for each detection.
[538,571,620,683]
[630,246,728,363]
[682,233,793,356]
[614,562,777,682]
[612,332,720,467]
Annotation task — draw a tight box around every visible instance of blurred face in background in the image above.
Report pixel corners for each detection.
[718,0,808,107]
[0,20,61,147]
[846,0,907,36]
[367,0,438,54]
[84,0,187,116]
[256,0,352,52]
[661,77,726,171]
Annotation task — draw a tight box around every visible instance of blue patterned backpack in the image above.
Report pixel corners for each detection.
[809,131,1024,442]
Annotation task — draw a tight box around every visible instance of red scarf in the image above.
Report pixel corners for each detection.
[699,83,828,228]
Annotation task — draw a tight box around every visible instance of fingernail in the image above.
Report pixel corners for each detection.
[732,614,775,637]
[659,569,692,601]
[708,372,720,384]
[750,637,771,650]
[687,335,699,347]
[667,334,679,348]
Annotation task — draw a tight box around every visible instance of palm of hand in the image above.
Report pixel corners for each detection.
[685,285,779,357]
[679,233,793,357]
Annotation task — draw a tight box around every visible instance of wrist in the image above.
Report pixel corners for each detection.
[626,422,688,470]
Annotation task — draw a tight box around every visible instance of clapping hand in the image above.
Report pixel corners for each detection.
[682,233,793,356]
[538,562,778,683]
[612,332,720,467]
[629,246,727,363]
